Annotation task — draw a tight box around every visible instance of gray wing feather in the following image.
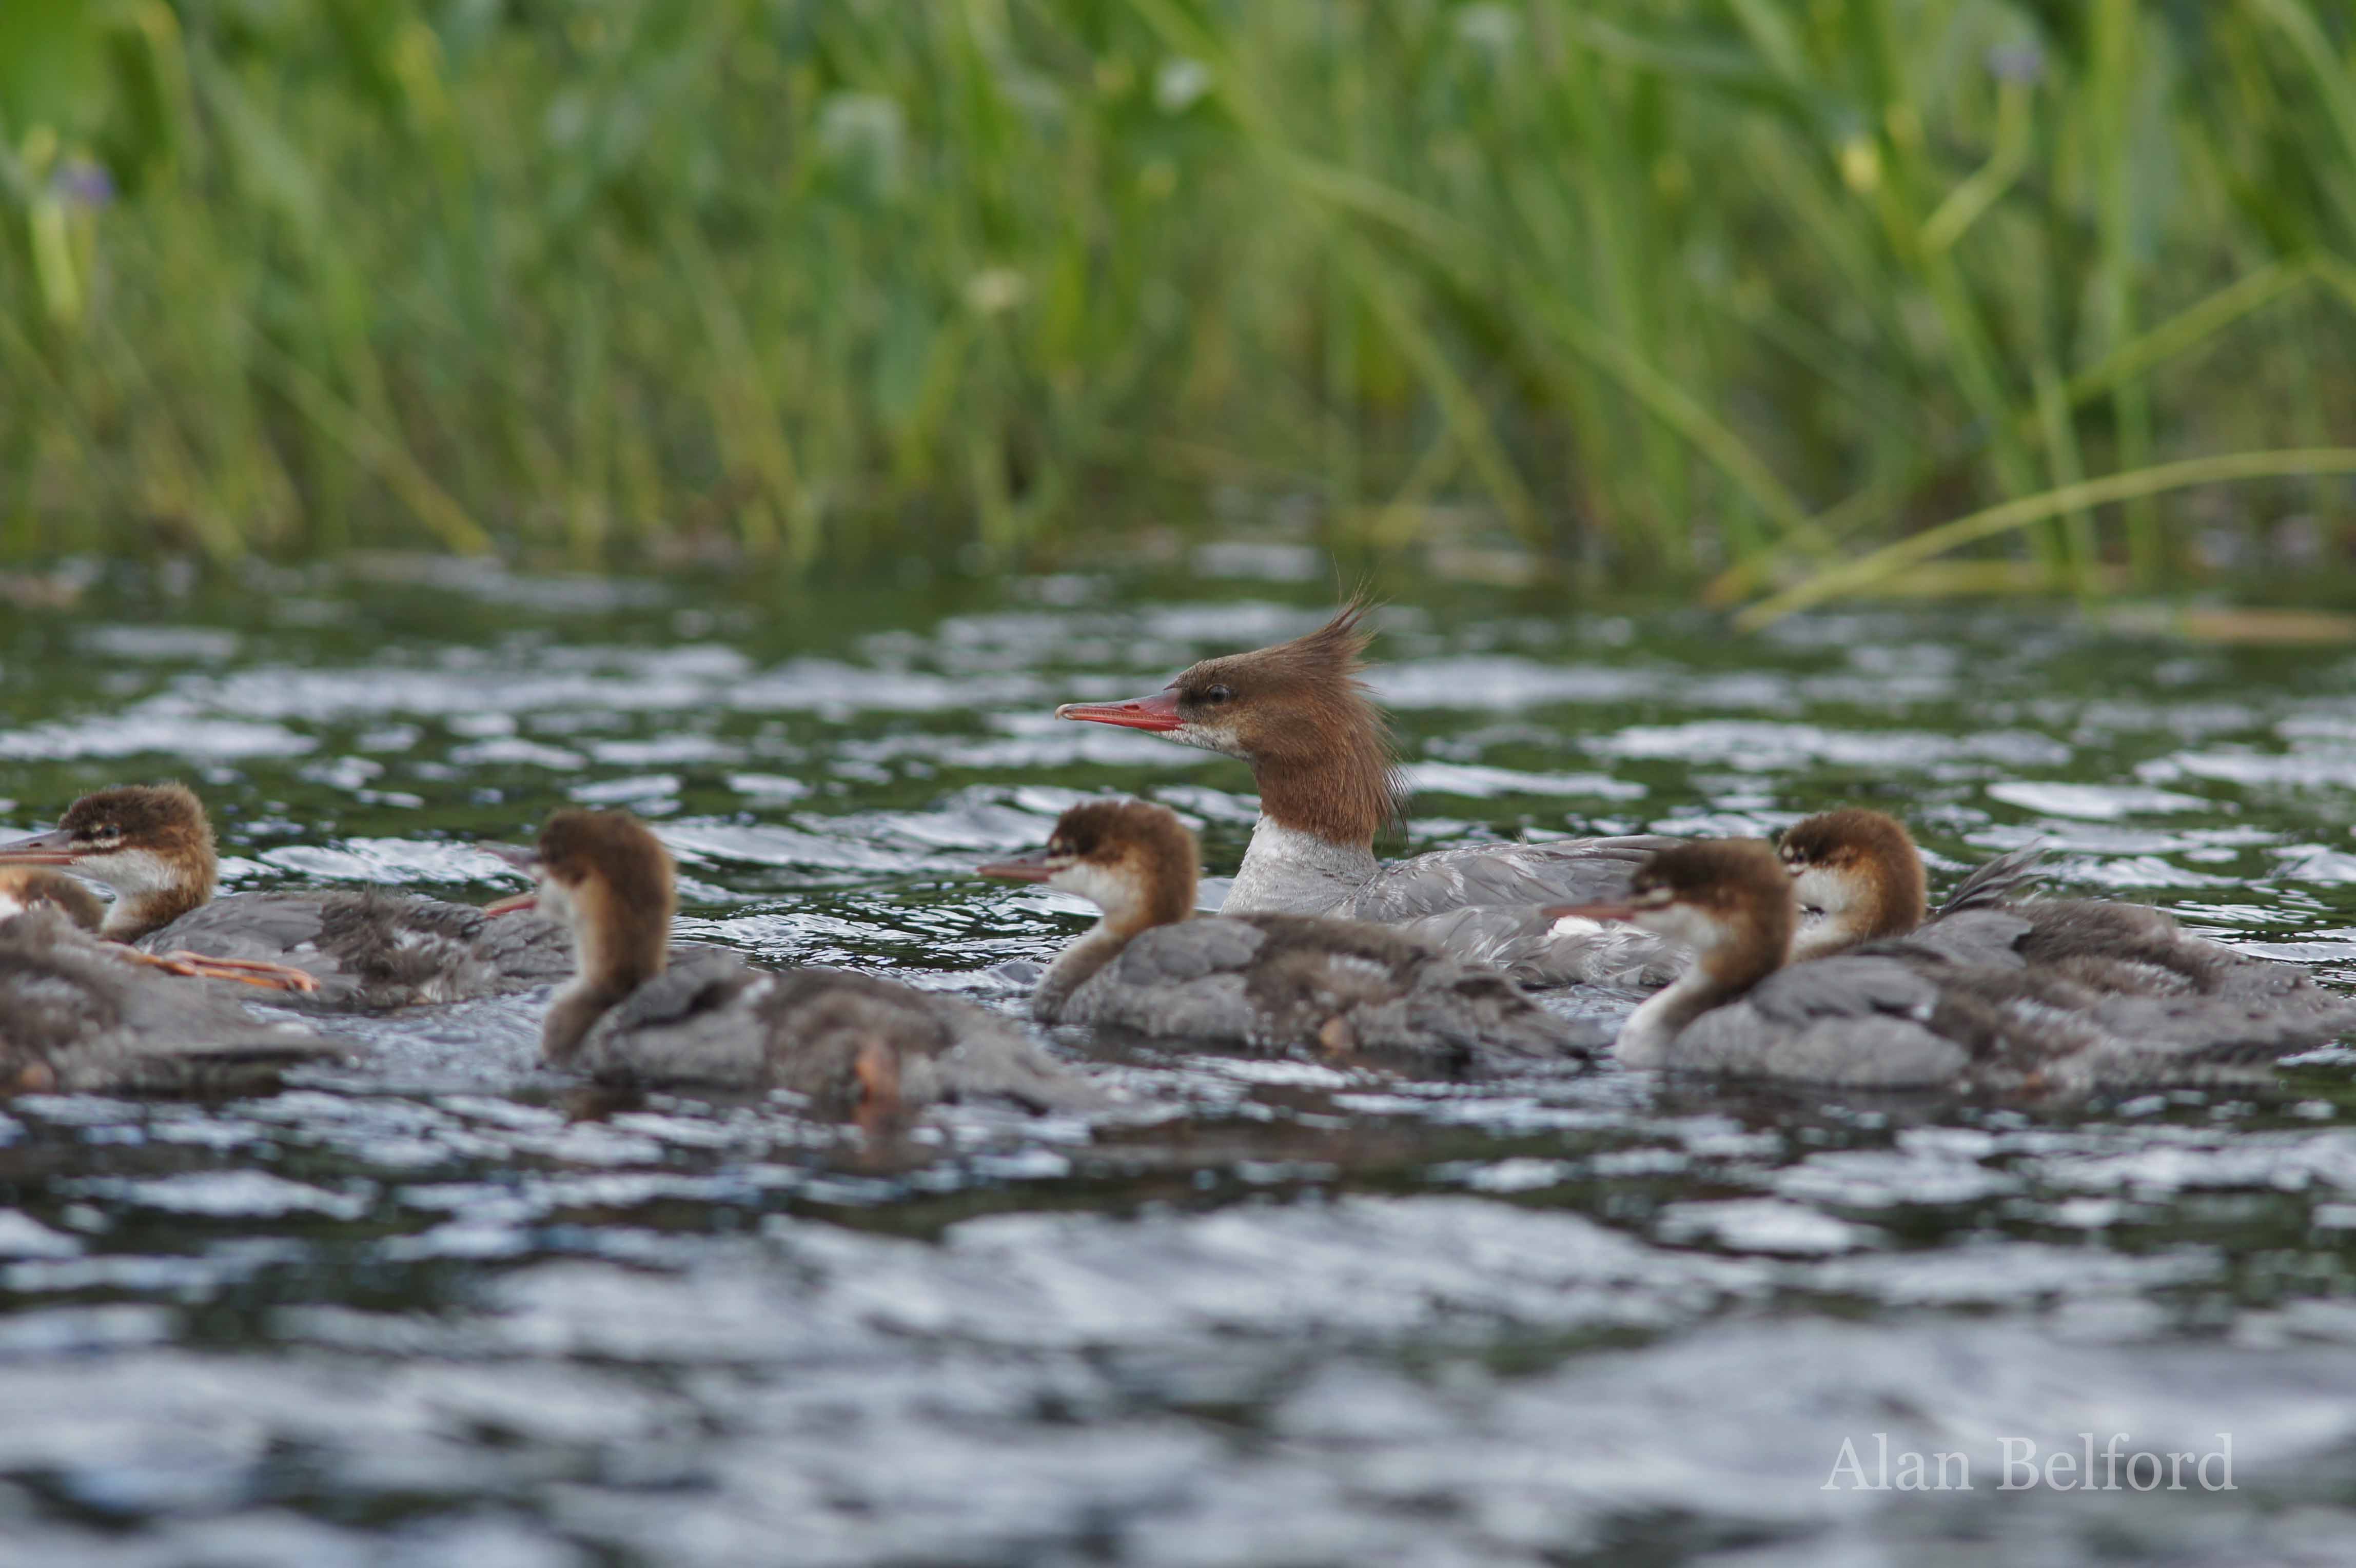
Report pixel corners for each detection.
[1339,837,1682,925]
[1666,1004,1969,1087]
[1935,845,2046,917]
[919,993,1113,1112]
[578,951,1102,1112]
[144,892,570,1011]
[1399,905,1682,989]
[2,913,342,1093]
[1069,915,1595,1068]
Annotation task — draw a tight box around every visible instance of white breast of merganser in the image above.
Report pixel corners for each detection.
[509,808,1095,1125]
[1554,838,2356,1092]
[0,782,570,1007]
[1051,601,1681,988]
[979,798,1595,1069]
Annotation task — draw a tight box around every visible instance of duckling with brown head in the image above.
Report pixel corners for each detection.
[980,799,1598,1070]
[1552,835,2356,1091]
[0,783,571,1006]
[497,808,1100,1125]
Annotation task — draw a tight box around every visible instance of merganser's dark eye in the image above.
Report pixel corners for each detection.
[1202,684,1233,704]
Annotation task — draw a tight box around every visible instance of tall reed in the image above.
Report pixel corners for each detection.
[3,2,2354,604]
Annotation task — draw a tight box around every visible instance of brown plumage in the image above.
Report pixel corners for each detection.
[1165,598,1403,846]
[1778,808,1928,957]
[537,809,674,996]
[1032,799,1199,932]
[53,783,216,934]
[1624,840,1793,995]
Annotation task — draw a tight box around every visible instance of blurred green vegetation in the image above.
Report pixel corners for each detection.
[4,2,2356,610]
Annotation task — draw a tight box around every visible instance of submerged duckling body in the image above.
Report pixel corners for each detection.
[1558,839,2356,1093]
[0,785,570,1010]
[501,809,1096,1122]
[1052,603,1681,989]
[980,800,1594,1071]
[0,867,341,1094]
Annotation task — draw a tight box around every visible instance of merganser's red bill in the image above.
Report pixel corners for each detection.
[1542,901,1636,924]
[477,844,540,913]
[1053,690,1185,732]
[0,827,76,866]
[976,849,1057,883]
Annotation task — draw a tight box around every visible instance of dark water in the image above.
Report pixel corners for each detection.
[5,553,2356,1566]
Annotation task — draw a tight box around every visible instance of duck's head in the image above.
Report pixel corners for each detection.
[978,799,1200,933]
[0,784,217,936]
[1546,839,1794,992]
[1052,600,1401,847]
[1776,808,1926,960]
[487,808,674,997]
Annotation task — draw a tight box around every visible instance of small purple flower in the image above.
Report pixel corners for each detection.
[51,160,115,208]
[1986,44,2044,86]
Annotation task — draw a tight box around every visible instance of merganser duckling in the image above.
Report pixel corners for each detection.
[492,808,1098,1123]
[1552,839,2356,1091]
[977,800,1595,1070]
[0,868,341,1094]
[1778,807,2044,961]
[0,784,568,1009]
[1053,602,1680,988]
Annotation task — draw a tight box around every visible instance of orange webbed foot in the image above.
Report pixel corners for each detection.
[129,950,321,994]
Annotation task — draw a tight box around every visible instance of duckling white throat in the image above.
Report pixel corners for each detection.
[79,849,205,938]
[1615,903,1747,1068]
[1787,864,1866,962]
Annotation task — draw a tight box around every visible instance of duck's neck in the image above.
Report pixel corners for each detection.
[542,902,666,1064]
[1616,966,1739,1067]
[1615,916,1785,1067]
[1035,923,1128,1021]
[1036,898,1180,1021]
[1219,734,1394,915]
[541,980,627,1065]
[99,854,213,942]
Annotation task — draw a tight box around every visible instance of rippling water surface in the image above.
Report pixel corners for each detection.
[6,557,2356,1566]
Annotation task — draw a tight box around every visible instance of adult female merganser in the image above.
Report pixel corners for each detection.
[1778,807,2043,961]
[977,799,1595,1070]
[490,808,1097,1124]
[0,784,568,1009]
[0,867,341,1094]
[1552,839,2356,1090]
[1052,602,1679,988]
